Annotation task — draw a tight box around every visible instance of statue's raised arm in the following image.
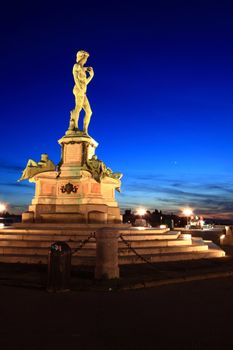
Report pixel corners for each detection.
[69,50,94,135]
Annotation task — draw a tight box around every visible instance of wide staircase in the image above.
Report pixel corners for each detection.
[0,224,225,266]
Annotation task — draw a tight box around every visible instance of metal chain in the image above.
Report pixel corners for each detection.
[72,232,165,273]
[119,234,161,271]
[71,232,96,255]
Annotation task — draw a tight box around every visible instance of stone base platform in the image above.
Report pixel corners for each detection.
[0,224,225,266]
[22,132,123,224]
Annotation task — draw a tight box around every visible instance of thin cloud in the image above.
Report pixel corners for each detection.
[0,181,33,188]
[121,173,233,219]
[0,159,23,172]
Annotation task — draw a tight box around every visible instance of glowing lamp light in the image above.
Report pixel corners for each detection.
[182,208,193,217]
[181,233,192,240]
[0,203,6,213]
[136,208,146,216]
[220,234,226,245]
[160,225,167,229]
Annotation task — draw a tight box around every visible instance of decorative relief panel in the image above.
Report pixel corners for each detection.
[91,183,100,193]
[40,183,56,196]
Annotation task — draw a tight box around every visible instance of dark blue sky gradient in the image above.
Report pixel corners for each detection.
[1,0,233,218]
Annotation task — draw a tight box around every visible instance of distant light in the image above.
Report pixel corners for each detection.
[136,208,146,216]
[182,208,193,217]
[182,234,192,240]
[220,234,225,240]
[160,225,167,229]
[0,223,4,229]
[0,203,6,212]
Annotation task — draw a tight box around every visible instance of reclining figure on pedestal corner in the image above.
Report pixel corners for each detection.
[85,155,122,188]
[18,153,56,182]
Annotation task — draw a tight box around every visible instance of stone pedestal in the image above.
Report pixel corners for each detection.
[23,130,122,224]
[58,132,98,177]
[95,228,120,279]
[22,211,34,223]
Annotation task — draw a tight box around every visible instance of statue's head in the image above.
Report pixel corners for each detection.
[76,50,89,65]
[41,153,48,162]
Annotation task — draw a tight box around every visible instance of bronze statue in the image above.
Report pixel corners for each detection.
[69,50,94,134]
[18,154,55,181]
[86,155,122,185]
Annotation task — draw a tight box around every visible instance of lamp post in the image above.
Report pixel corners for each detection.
[0,203,6,217]
[0,203,6,228]
[135,208,147,227]
[136,208,146,217]
[182,208,193,228]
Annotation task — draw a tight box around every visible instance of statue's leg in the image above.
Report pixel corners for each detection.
[27,159,37,167]
[83,96,92,134]
[73,95,85,129]
[19,159,37,181]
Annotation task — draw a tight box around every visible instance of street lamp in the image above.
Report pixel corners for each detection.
[0,203,6,216]
[136,208,146,217]
[0,203,6,228]
[135,208,147,228]
[182,208,193,227]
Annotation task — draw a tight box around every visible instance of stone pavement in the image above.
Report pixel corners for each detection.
[1,248,233,349]
[1,275,233,349]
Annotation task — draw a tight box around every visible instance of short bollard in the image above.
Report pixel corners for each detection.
[47,241,71,292]
[95,228,120,280]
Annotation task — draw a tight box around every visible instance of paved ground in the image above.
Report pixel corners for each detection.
[1,276,233,350]
[1,247,233,350]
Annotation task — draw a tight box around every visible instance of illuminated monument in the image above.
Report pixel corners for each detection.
[0,50,224,268]
[20,50,122,224]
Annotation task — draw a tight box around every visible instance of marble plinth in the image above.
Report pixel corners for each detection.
[23,131,122,223]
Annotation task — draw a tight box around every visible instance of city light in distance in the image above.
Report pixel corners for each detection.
[0,203,6,213]
[136,208,147,216]
[182,208,193,217]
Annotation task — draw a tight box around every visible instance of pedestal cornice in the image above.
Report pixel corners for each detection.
[58,131,98,148]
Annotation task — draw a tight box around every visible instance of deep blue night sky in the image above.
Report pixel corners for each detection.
[1,0,233,219]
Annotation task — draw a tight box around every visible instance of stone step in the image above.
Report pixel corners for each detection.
[0,229,97,236]
[0,242,208,257]
[119,233,180,240]
[0,238,192,248]
[13,223,131,229]
[0,232,180,241]
[120,238,192,247]
[0,254,95,266]
[0,233,95,241]
[0,245,224,266]
[118,243,209,256]
[0,227,170,236]
[0,246,94,256]
[114,228,171,235]
[118,247,225,264]
[0,239,95,248]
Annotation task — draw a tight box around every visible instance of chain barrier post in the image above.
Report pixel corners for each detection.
[95,228,120,279]
[47,241,71,292]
